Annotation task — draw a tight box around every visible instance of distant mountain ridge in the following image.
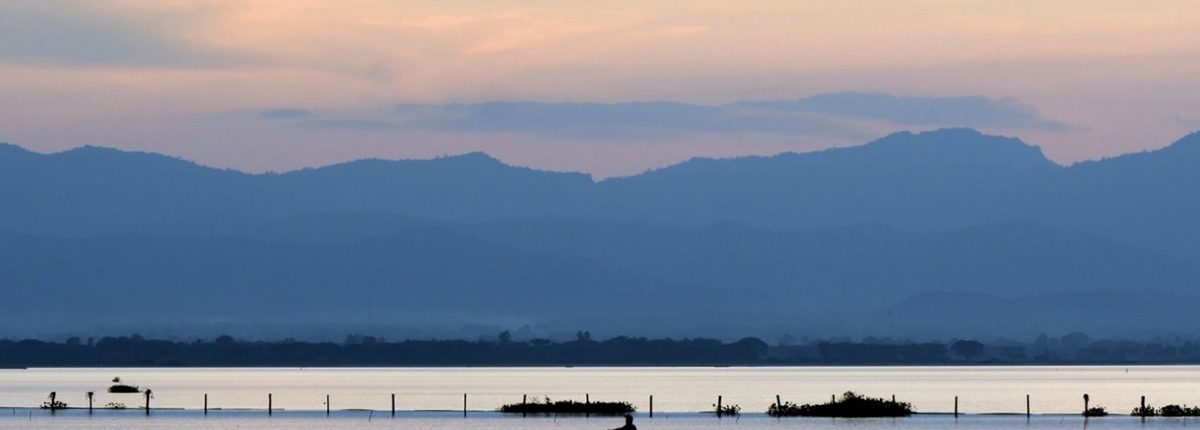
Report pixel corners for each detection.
[7,127,1196,242]
[3,128,1200,338]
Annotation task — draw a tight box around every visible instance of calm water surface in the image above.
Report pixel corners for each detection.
[3,366,1200,429]
[4,412,1200,430]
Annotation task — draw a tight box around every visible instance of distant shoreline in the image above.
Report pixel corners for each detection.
[4,334,1199,368]
[6,363,1199,369]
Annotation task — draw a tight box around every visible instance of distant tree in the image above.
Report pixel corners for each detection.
[1032,333,1051,355]
[214,335,235,345]
[862,336,896,345]
[950,340,985,360]
[497,330,513,344]
[65,337,81,346]
[732,337,769,359]
[992,345,1028,361]
[778,334,798,346]
[1061,332,1091,351]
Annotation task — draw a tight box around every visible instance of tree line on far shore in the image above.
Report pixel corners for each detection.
[2,331,1198,367]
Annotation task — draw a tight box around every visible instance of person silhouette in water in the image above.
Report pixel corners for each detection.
[610,414,637,430]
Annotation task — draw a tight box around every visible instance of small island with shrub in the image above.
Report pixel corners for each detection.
[498,397,634,415]
[1132,404,1200,417]
[767,392,913,417]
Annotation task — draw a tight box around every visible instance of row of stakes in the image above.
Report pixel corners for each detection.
[43,392,1138,418]
[50,392,555,417]
[54,391,728,417]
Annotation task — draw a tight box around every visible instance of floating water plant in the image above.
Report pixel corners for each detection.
[1132,404,1156,417]
[768,401,803,417]
[40,392,67,410]
[714,402,741,416]
[1160,405,1200,416]
[767,392,913,417]
[1131,404,1200,417]
[498,397,634,415]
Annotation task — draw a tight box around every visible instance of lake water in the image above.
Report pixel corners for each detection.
[3,366,1200,429]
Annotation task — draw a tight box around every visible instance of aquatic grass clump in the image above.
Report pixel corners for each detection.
[767,392,912,417]
[498,398,634,415]
[1160,405,1200,417]
[1083,407,1108,417]
[768,401,803,416]
[1132,405,1156,417]
[40,400,67,410]
[40,392,67,410]
[714,403,741,416]
[1131,404,1200,417]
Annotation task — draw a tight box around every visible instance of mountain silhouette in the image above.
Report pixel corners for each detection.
[597,128,1058,229]
[3,128,1200,338]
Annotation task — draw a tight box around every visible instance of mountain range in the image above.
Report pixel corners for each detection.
[2,128,1199,340]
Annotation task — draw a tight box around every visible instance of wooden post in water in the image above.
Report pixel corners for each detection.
[87,392,94,414]
[144,389,152,416]
[717,395,723,418]
[776,394,782,411]
[832,394,836,403]
[204,394,208,415]
[326,394,330,416]
[1026,394,1030,417]
[891,395,895,403]
[391,394,396,418]
[1083,394,1089,415]
[586,393,591,418]
[1141,396,1146,417]
[268,393,272,416]
[463,393,467,417]
[649,395,654,418]
[954,396,958,417]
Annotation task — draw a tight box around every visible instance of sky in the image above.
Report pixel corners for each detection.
[2,0,1199,178]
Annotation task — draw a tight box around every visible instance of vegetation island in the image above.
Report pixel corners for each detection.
[1132,404,1200,417]
[768,392,913,417]
[498,397,635,415]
